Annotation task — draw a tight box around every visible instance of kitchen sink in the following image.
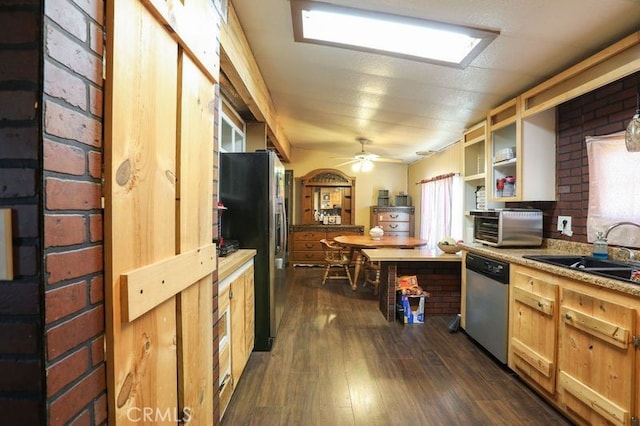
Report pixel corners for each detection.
[522,255,638,284]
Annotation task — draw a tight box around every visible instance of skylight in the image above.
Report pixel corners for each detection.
[291,0,499,68]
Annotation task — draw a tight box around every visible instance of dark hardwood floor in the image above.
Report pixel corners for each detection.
[221,266,572,426]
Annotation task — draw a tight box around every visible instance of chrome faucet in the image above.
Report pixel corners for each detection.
[604,221,640,263]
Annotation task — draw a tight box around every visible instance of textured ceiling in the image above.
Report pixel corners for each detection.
[229,0,640,163]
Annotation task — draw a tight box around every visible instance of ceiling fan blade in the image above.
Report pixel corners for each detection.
[373,157,403,163]
[334,159,359,167]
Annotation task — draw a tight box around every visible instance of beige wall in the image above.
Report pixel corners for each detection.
[286,143,463,232]
[287,146,408,229]
[407,143,462,236]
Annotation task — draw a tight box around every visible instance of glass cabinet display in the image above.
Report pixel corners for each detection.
[462,120,503,242]
[300,169,355,225]
[487,97,556,202]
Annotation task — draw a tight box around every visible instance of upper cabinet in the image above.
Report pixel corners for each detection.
[300,169,356,225]
[462,120,497,241]
[487,97,556,202]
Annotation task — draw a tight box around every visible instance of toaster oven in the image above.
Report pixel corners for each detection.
[471,209,543,247]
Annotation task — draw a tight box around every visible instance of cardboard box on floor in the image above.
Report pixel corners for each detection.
[401,294,425,324]
[396,275,429,324]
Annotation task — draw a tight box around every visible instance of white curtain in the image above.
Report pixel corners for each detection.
[586,132,640,247]
[419,174,463,248]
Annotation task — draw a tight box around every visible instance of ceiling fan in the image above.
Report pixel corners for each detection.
[334,137,402,172]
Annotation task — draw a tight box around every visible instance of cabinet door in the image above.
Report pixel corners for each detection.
[558,288,635,425]
[230,272,246,385]
[510,268,558,395]
[243,263,255,356]
[218,284,232,417]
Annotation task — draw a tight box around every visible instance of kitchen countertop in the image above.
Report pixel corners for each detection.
[218,249,257,282]
[459,241,640,297]
[361,248,461,262]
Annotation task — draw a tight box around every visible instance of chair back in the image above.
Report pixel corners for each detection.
[320,239,350,264]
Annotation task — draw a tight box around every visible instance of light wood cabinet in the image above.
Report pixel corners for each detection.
[370,206,415,237]
[557,287,635,425]
[509,265,559,396]
[461,120,504,241]
[289,225,363,265]
[218,251,255,419]
[507,263,639,425]
[487,98,556,202]
[230,262,254,388]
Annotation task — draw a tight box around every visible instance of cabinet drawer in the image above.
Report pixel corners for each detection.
[375,212,410,222]
[291,251,324,262]
[384,231,410,237]
[379,222,410,232]
[293,231,325,241]
[293,240,323,251]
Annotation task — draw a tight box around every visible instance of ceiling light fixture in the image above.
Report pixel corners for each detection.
[625,74,640,152]
[290,0,499,68]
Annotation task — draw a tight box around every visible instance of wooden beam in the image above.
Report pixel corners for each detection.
[220,2,291,162]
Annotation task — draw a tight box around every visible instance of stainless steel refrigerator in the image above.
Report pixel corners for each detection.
[219,150,287,351]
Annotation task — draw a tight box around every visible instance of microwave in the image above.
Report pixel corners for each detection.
[471,209,543,247]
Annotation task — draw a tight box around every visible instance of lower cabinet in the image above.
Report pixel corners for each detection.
[509,266,559,396]
[290,225,363,265]
[231,261,254,384]
[508,264,638,426]
[218,253,255,420]
[557,287,635,425]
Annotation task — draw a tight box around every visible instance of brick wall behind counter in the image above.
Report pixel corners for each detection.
[0,1,44,423]
[397,261,462,316]
[509,71,640,243]
[43,0,107,424]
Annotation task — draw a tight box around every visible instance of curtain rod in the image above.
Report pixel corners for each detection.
[415,172,459,185]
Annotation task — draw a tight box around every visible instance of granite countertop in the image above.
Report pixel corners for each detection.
[459,240,640,298]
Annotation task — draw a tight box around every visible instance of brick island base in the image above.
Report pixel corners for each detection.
[361,249,462,321]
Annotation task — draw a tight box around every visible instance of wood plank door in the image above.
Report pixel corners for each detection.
[104,0,219,423]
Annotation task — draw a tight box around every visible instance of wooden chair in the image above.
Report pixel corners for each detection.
[320,239,353,288]
[362,256,381,295]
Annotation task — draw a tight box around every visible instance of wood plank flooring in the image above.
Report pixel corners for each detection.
[221,266,572,426]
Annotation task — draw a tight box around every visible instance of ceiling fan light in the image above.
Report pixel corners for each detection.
[351,159,374,172]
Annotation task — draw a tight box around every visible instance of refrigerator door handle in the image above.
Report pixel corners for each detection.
[281,201,288,258]
[277,201,287,257]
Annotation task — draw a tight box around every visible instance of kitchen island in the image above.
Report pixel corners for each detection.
[361,248,462,321]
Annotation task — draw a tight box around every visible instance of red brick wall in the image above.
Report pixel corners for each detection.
[509,71,640,243]
[0,1,44,424]
[397,261,462,316]
[43,0,107,424]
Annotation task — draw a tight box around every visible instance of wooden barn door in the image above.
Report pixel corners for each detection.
[104,0,219,423]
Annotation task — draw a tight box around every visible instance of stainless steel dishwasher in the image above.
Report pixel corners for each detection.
[464,252,509,364]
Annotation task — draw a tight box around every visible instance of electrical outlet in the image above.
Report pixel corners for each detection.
[557,215,572,232]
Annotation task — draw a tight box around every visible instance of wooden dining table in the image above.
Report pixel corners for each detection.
[333,235,429,290]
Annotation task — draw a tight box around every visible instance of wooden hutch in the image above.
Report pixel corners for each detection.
[290,169,363,265]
